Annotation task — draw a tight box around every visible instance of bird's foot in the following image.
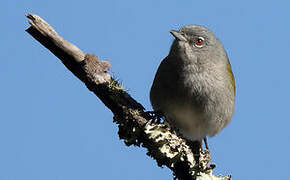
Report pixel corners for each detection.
[145,111,164,123]
[198,149,215,172]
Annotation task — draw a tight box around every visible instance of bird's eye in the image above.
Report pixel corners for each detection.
[194,37,204,48]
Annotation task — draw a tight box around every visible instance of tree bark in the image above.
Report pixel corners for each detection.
[25,14,231,180]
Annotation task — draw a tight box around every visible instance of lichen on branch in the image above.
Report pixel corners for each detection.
[25,13,231,180]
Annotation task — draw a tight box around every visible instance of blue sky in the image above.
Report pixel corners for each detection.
[1,0,290,179]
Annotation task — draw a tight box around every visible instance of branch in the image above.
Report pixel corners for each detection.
[25,14,231,180]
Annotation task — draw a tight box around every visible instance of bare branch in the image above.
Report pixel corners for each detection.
[25,14,231,180]
[26,14,84,62]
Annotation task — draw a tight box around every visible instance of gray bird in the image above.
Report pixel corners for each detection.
[150,25,235,149]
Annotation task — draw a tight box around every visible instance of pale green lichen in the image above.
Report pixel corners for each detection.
[108,79,125,92]
[144,122,195,168]
[195,172,231,180]
[144,122,231,180]
[128,108,141,117]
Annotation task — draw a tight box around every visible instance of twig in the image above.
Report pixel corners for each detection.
[25,14,230,180]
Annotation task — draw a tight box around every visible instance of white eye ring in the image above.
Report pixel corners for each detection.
[194,37,205,48]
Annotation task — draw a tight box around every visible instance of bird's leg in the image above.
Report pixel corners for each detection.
[203,137,209,150]
[201,137,216,170]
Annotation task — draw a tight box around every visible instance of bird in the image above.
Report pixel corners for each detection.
[150,25,235,157]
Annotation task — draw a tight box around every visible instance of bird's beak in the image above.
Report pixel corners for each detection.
[169,30,187,41]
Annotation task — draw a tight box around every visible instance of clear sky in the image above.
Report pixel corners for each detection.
[1,0,290,180]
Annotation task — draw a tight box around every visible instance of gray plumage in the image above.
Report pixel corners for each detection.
[150,25,235,141]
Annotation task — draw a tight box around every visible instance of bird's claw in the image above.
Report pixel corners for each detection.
[145,111,164,123]
[196,148,215,172]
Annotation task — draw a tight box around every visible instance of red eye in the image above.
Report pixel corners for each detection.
[195,37,204,47]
